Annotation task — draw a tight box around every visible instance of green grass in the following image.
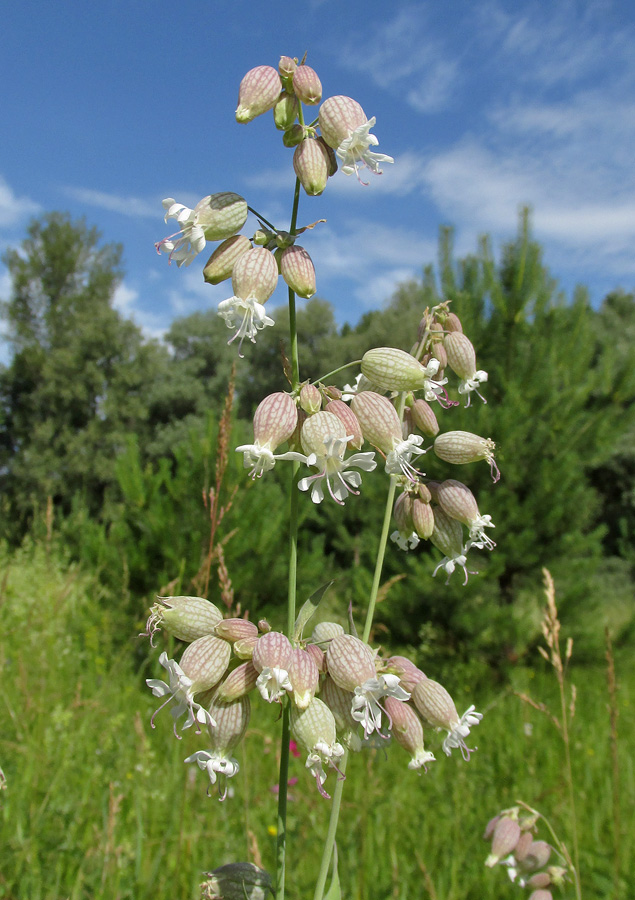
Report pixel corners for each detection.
[0,541,632,899]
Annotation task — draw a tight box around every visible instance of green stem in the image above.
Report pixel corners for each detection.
[275,176,303,900]
[312,751,349,900]
[314,393,406,900]
[315,359,362,385]
[246,206,278,232]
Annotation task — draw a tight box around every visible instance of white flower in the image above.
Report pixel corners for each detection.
[385,433,427,480]
[256,665,293,703]
[146,652,215,736]
[458,370,488,407]
[155,199,207,267]
[467,514,496,550]
[390,529,420,551]
[351,673,410,739]
[217,296,275,357]
[432,548,471,586]
[441,705,483,759]
[235,443,309,479]
[297,434,376,505]
[336,117,394,184]
[305,739,345,798]
[184,749,240,801]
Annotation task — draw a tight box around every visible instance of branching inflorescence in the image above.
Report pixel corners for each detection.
[147,52,500,900]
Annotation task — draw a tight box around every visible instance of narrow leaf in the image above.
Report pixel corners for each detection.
[293,581,334,642]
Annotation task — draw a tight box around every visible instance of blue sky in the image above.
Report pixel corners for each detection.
[1,0,634,353]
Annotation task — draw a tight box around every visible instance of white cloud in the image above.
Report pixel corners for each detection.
[0,176,40,227]
[63,186,158,218]
[342,7,458,113]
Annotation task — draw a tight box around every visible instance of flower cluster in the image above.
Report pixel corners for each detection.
[155,55,392,355]
[144,597,481,800]
[483,807,568,899]
[236,303,498,581]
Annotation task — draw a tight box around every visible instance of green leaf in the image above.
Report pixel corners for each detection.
[293,581,334,642]
[323,844,341,900]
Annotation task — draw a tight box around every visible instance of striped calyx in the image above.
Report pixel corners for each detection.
[214,618,259,643]
[361,347,427,392]
[288,648,320,708]
[486,817,521,867]
[251,631,292,673]
[202,863,274,900]
[300,410,346,456]
[293,138,331,196]
[147,595,222,643]
[299,383,322,415]
[326,633,376,692]
[433,431,498,479]
[236,66,282,123]
[293,64,322,104]
[325,399,364,449]
[350,391,401,454]
[318,95,367,150]
[411,678,459,731]
[444,332,477,380]
[252,392,298,450]
[203,234,251,285]
[190,193,248,242]
[206,695,251,755]
[179,634,232,693]
[232,246,278,303]
[280,245,316,298]
[215,661,259,702]
[384,696,435,770]
[436,479,479,525]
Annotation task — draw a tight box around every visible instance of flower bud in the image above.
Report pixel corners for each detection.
[311,621,345,644]
[305,641,327,674]
[444,312,463,333]
[233,636,259,659]
[144,595,222,644]
[232,246,278,303]
[253,392,298,450]
[273,92,299,130]
[179,634,232,693]
[326,634,376,692]
[288,648,320,708]
[434,432,500,482]
[279,56,297,79]
[201,862,273,900]
[300,410,346,456]
[384,656,426,693]
[207,694,251,753]
[193,193,249,242]
[320,675,361,747]
[203,234,252,285]
[280,245,316,298]
[293,64,322,104]
[444,332,477,380]
[236,66,282,123]
[485,816,521,867]
[252,631,292,673]
[385,697,435,770]
[215,661,259,701]
[325,399,363,449]
[361,348,427,392]
[214,618,259,643]
[293,138,330,196]
[350,391,401,454]
[436,479,479,524]
[513,830,534,861]
[299,383,322,415]
[483,815,500,841]
[522,841,552,871]
[317,137,338,176]
[412,497,434,539]
[527,873,552,889]
[319,95,367,150]
[432,341,447,369]
[282,124,305,147]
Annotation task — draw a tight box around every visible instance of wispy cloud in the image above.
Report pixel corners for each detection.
[0,175,40,228]
[342,7,458,113]
[63,186,159,218]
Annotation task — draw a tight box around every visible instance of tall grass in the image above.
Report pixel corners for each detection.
[1,541,632,899]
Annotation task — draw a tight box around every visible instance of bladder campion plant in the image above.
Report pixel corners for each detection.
[145,54,500,900]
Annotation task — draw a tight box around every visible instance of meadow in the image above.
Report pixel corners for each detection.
[1,539,631,900]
